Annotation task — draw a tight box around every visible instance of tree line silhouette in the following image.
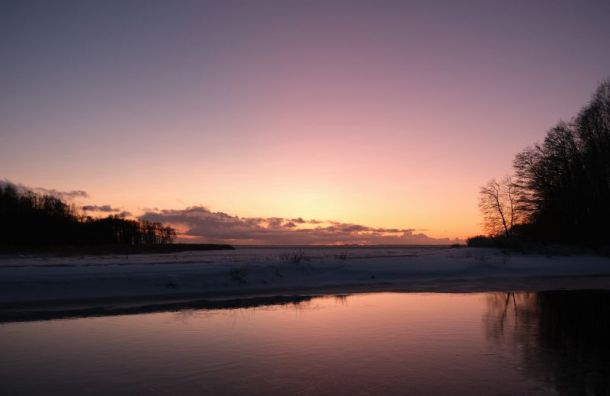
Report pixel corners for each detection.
[473,79,610,248]
[0,183,176,248]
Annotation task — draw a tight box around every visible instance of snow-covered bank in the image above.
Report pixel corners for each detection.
[2,247,610,308]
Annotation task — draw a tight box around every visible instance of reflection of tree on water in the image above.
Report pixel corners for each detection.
[485,291,610,396]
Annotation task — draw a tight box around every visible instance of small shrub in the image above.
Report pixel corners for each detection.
[279,250,308,264]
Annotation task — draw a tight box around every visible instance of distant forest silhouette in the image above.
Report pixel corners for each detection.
[472,79,610,248]
[0,183,176,248]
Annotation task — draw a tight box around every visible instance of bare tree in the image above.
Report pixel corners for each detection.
[479,176,521,237]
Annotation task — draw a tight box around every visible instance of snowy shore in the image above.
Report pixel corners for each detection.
[2,246,610,307]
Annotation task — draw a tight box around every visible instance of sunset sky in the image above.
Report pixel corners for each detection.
[2,1,610,243]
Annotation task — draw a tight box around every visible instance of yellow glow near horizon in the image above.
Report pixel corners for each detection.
[37,170,481,240]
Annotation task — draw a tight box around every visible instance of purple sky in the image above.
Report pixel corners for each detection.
[1,1,609,243]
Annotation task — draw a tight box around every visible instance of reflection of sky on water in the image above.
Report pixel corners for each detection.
[1,291,608,395]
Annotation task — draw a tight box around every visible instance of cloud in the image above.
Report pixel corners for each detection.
[2,179,458,245]
[81,205,132,217]
[141,206,457,245]
[34,187,88,200]
[1,179,88,200]
[1,180,132,216]
[82,205,119,212]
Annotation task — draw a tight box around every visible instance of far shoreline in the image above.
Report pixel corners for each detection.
[0,243,235,256]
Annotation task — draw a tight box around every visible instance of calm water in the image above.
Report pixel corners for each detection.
[1,291,609,395]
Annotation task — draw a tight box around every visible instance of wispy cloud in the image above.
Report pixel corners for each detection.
[35,187,88,200]
[141,206,456,245]
[82,205,118,212]
[1,180,134,217]
[0,179,88,200]
[81,205,132,217]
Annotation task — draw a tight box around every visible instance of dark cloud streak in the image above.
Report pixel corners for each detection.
[81,205,132,217]
[82,205,119,212]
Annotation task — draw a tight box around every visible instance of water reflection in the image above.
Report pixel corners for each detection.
[1,292,609,395]
[485,291,610,396]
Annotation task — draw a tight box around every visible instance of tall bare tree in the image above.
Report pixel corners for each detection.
[479,176,520,237]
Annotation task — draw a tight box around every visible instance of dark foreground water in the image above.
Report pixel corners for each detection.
[1,291,609,396]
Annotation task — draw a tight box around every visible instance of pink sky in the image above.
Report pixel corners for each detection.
[2,1,610,242]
